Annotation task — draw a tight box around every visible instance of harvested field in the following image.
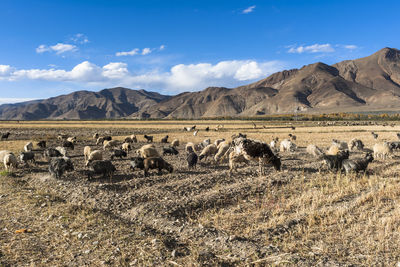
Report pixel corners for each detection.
[1,120,400,266]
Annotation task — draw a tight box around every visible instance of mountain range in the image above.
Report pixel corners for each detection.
[1,47,400,120]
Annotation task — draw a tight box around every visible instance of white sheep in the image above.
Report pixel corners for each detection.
[199,144,218,161]
[270,140,278,150]
[306,144,323,157]
[280,139,297,152]
[24,142,33,152]
[84,146,91,161]
[214,142,231,163]
[121,142,131,153]
[0,150,12,162]
[85,150,103,166]
[373,142,392,160]
[103,140,119,150]
[171,139,179,147]
[136,144,160,158]
[4,153,18,171]
[130,134,138,143]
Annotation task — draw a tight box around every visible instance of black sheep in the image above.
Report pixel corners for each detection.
[205,127,210,132]
[321,150,349,171]
[44,148,63,158]
[62,141,75,150]
[237,138,281,171]
[187,151,198,169]
[130,157,145,171]
[37,140,47,149]
[342,153,374,174]
[1,132,10,141]
[144,135,153,143]
[49,157,74,179]
[143,157,173,176]
[111,149,127,160]
[163,146,179,155]
[161,135,169,143]
[87,160,116,179]
[19,152,35,165]
[103,136,112,141]
[397,133,400,140]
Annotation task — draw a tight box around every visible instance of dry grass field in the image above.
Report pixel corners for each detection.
[1,120,400,266]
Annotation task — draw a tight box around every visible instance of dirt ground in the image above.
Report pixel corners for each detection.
[1,121,400,266]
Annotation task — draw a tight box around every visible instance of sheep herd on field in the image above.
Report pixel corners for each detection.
[1,127,400,180]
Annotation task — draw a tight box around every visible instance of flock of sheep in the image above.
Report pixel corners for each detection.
[0,128,399,180]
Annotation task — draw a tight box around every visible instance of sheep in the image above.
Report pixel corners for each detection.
[96,136,112,145]
[124,137,133,143]
[187,151,198,169]
[320,150,349,171]
[332,139,348,150]
[87,160,116,179]
[349,138,364,151]
[144,135,154,143]
[202,139,211,147]
[103,136,112,141]
[389,142,400,150]
[185,142,197,153]
[44,148,63,159]
[19,152,35,165]
[36,141,46,149]
[342,153,374,174]
[288,133,296,141]
[4,153,18,171]
[0,150,12,161]
[214,142,230,163]
[228,151,249,173]
[121,142,131,153]
[199,144,218,161]
[130,134,138,143]
[103,140,119,150]
[280,139,297,152]
[49,157,74,179]
[93,133,99,139]
[111,149,127,160]
[397,133,400,140]
[55,147,67,157]
[143,157,173,176]
[85,150,103,166]
[84,146,91,161]
[193,130,199,136]
[163,146,179,156]
[67,137,77,144]
[373,142,392,160]
[161,135,169,143]
[62,141,74,150]
[171,139,179,147]
[1,132,11,141]
[205,127,210,132]
[233,137,281,174]
[130,157,145,172]
[306,144,323,157]
[371,132,378,140]
[231,133,247,140]
[214,139,225,147]
[327,145,340,155]
[24,142,33,152]
[136,144,160,158]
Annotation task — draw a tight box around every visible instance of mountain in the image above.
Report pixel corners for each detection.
[1,48,400,120]
[0,87,170,120]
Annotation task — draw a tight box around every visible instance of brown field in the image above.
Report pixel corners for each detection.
[1,120,400,266]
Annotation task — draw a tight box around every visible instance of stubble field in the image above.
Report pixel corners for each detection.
[1,120,400,266]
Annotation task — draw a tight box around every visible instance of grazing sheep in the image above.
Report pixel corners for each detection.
[44,148,63,159]
[62,141,74,150]
[185,142,203,153]
[49,157,74,179]
[85,150,103,166]
[136,144,160,158]
[0,150,12,161]
[87,160,116,179]
[121,143,131,153]
[24,142,33,152]
[84,146,91,161]
[183,127,192,132]
[233,137,281,174]
[36,141,46,149]
[1,132,11,141]
[161,135,169,143]
[349,138,364,151]
[163,146,179,155]
[111,149,127,160]
[320,150,349,171]
[93,133,99,139]
[130,157,145,172]
[4,153,18,171]
[332,139,348,150]
[96,136,112,145]
[214,142,230,163]
[199,144,218,161]
[342,153,374,174]
[144,135,153,143]
[306,144,323,157]
[193,130,199,136]
[187,151,198,169]
[185,142,195,153]
[124,137,133,143]
[130,134,138,143]
[143,157,173,176]
[371,132,378,140]
[103,136,112,141]
[205,127,210,132]
[373,142,392,160]
[280,139,297,152]
[214,139,225,147]
[171,139,179,147]
[103,140,119,150]
[19,152,35,165]
[228,151,249,173]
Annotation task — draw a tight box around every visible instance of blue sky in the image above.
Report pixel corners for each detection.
[0,0,399,104]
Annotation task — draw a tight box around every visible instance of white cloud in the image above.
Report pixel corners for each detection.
[0,60,284,93]
[288,43,335,54]
[71,33,89,44]
[344,45,358,50]
[242,5,256,14]
[116,46,165,56]
[159,45,166,51]
[36,43,77,54]
[116,48,139,56]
